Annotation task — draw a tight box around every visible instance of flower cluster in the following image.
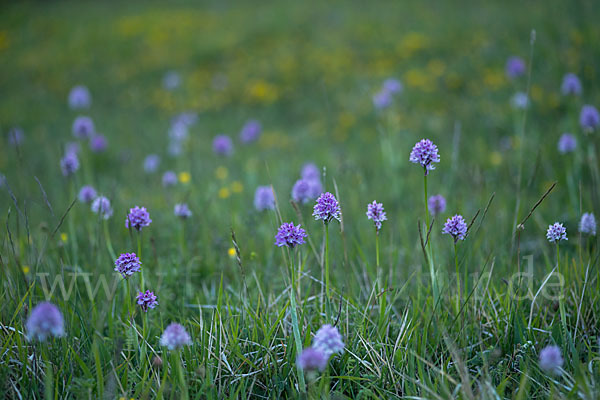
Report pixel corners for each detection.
[409,139,440,175]
[579,212,596,236]
[144,154,161,173]
[60,152,80,177]
[89,134,108,153]
[126,206,152,231]
[26,302,65,341]
[372,77,402,110]
[254,186,275,211]
[557,133,576,154]
[174,203,192,219]
[546,222,567,243]
[136,290,158,312]
[274,222,307,248]
[296,324,345,373]
[78,185,97,203]
[313,192,341,223]
[162,171,177,187]
[366,200,387,232]
[114,252,141,278]
[428,194,446,216]
[91,196,113,219]
[212,134,233,156]
[580,105,600,132]
[442,214,468,242]
[239,120,262,144]
[291,163,323,204]
[561,73,582,96]
[72,116,95,139]
[68,85,91,109]
[539,345,563,375]
[505,56,526,79]
[160,322,191,350]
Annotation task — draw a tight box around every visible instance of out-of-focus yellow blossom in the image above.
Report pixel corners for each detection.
[60,233,68,243]
[179,172,191,184]
[483,69,505,90]
[216,166,228,180]
[490,151,502,167]
[531,85,544,102]
[404,69,434,91]
[427,59,446,77]
[246,80,278,104]
[231,181,243,193]
[228,247,236,258]
[397,32,429,57]
[0,31,9,51]
[22,265,30,274]
[218,187,230,199]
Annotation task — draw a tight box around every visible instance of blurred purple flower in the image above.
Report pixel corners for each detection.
[546,222,567,243]
[60,152,79,177]
[169,122,189,142]
[442,214,468,243]
[162,171,177,187]
[510,92,529,109]
[160,322,191,350]
[136,290,158,312]
[292,179,315,204]
[114,252,141,279]
[557,133,576,154]
[144,154,161,173]
[372,90,392,110]
[580,105,600,132]
[560,73,582,96]
[91,196,113,219]
[313,324,345,356]
[26,302,65,341]
[428,195,446,216]
[313,192,341,223]
[254,185,275,211]
[579,213,596,236]
[8,127,24,146]
[366,200,387,233]
[297,347,328,372]
[383,78,403,94]
[506,56,526,79]
[174,203,192,219]
[239,120,262,144]
[72,116,95,139]
[539,345,563,375]
[90,134,108,153]
[212,134,233,156]
[78,185,97,203]
[163,71,181,90]
[301,163,321,181]
[68,85,91,109]
[409,139,440,175]
[126,206,152,231]
[274,222,307,248]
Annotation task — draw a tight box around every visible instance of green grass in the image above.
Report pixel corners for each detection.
[1,0,600,398]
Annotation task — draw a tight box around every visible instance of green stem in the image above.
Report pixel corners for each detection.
[325,223,330,301]
[557,244,568,345]
[174,351,189,400]
[103,219,116,261]
[138,233,145,291]
[375,232,380,290]
[454,242,460,316]
[68,181,78,266]
[290,250,307,393]
[42,346,53,400]
[424,174,437,302]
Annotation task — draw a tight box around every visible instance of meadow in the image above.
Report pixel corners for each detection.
[1,0,600,398]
